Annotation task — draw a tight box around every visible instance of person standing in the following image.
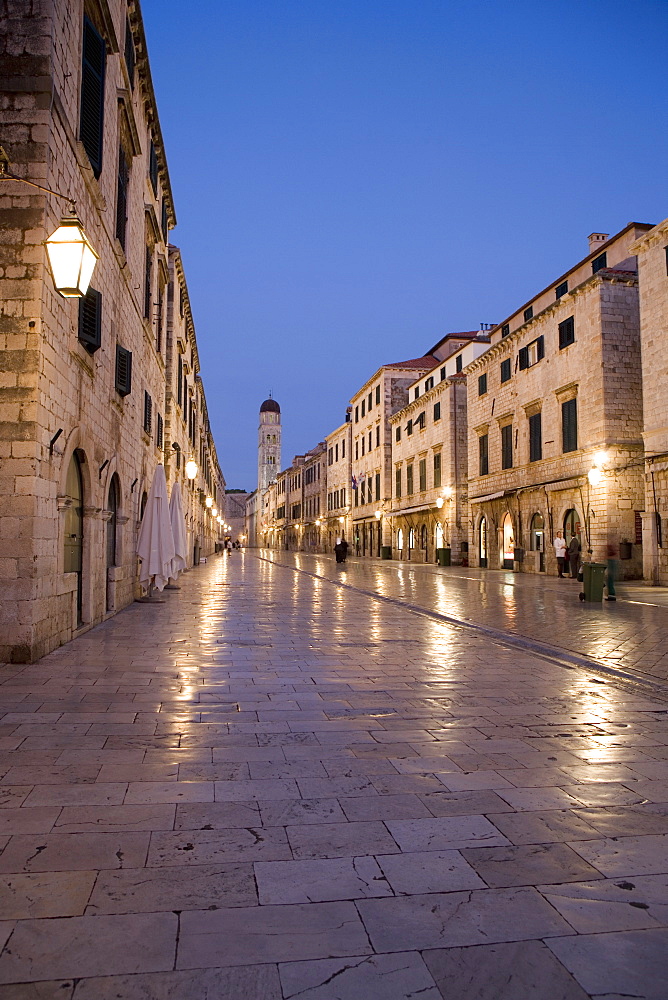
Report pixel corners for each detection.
[553,531,567,578]
[568,533,581,580]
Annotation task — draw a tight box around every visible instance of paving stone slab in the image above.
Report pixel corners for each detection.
[0,982,75,1000]
[174,801,260,830]
[385,815,509,852]
[356,886,573,951]
[147,827,292,866]
[177,901,372,968]
[0,833,149,873]
[0,871,95,919]
[255,856,392,903]
[460,842,603,887]
[287,821,400,859]
[422,940,590,1000]
[279,952,441,1000]
[338,794,431,821]
[71,965,282,1000]
[538,875,668,933]
[53,804,176,834]
[569,834,668,877]
[0,913,177,983]
[375,849,485,894]
[547,928,668,999]
[258,798,347,827]
[485,808,603,845]
[88,862,257,913]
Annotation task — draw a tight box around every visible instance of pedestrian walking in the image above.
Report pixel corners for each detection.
[226,539,232,554]
[553,531,567,577]
[568,533,581,580]
[334,537,348,564]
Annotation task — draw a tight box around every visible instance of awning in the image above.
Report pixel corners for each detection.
[469,491,505,504]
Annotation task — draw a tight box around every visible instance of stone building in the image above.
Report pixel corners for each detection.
[224,490,249,545]
[350,357,440,557]
[631,218,668,584]
[257,396,281,493]
[301,443,326,552]
[0,1,223,661]
[325,418,352,552]
[464,223,653,578]
[390,334,490,564]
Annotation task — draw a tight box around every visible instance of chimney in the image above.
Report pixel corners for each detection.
[588,233,609,254]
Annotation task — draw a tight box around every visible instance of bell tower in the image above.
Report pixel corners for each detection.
[258,395,281,492]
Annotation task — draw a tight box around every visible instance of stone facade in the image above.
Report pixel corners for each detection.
[390,336,489,565]
[464,223,652,579]
[224,490,249,546]
[631,218,668,584]
[324,419,352,552]
[0,1,223,661]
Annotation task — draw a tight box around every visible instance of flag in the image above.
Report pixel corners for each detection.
[351,475,358,489]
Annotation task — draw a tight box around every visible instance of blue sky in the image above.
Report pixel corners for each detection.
[141,0,668,490]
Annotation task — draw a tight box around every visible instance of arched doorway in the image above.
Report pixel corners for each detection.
[530,512,545,572]
[479,517,488,568]
[64,451,84,625]
[502,513,514,569]
[106,474,120,610]
[564,508,581,544]
[420,524,428,551]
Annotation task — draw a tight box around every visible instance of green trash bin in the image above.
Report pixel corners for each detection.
[436,547,451,567]
[582,562,606,602]
[380,546,392,560]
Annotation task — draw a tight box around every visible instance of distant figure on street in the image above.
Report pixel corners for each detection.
[226,540,232,554]
[553,531,567,577]
[568,533,581,579]
[334,537,348,564]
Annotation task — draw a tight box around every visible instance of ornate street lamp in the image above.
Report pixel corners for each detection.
[205,496,213,508]
[44,212,99,297]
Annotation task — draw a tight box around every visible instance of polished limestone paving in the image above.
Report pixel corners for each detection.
[0,550,667,999]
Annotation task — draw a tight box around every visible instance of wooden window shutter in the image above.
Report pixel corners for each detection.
[156,412,163,449]
[144,245,152,318]
[80,17,106,178]
[115,346,132,396]
[115,147,129,248]
[77,287,102,353]
[149,141,158,195]
[177,355,183,405]
[143,391,152,434]
[518,346,529,370]
[537,336,545,360]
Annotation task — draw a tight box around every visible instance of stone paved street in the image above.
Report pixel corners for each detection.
[1,550,667,998]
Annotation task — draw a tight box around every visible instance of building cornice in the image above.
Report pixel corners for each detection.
[629,218,668,254]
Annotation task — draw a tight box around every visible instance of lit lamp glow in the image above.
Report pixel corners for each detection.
[45,213,99,297]
[205,496,213,508]
[211,507,218,517]
[338,516,345,524]
[185,460,198,480]
[375,510,382,520]
[443,486,453,498]
[435,497,444,509]
[593,451,607,469]
[588,466,603,486]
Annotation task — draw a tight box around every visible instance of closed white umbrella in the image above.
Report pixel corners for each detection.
[137,464,175,593]
[169,481,188,579]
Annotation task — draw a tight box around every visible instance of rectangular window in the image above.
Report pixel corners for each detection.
[375,472,380,502]
[375,384,380,405]
[416,411,426,430]
[80,17,106,178]
[414,386,420,400]
[115,346,132,397]
[425,376,434,391]
[395,467,401,499]
[124,18,135,87]
[376,425,380,447]
[555,280,568,298]
[361,437,365,456]
[456,355,463,372]
[368,430,372,450]
[419,458,426,492]
[395,426,401,442]
[529,412,542,462]
[406,464,414,495]
[592,251,607,273]
[144,245,152,318]
[341,439,345,458]
[562,398,578,452]
[523,306,533,322]
[478,373,487,396]
[179,288,184,318]
[501,323,510,338]
[406,419,413,436]
[354,488,358,507]
[368,392,372,410]
[328,447,333,466]
[354,406,359,422]
[355,440,359,459]
[78,287,102,354]
[161,198,168,243]
[156,412,163,449]
[558,316,575,349]
[479,434,488,476]
[149,140,158,196]
[440,366,446,381]
[143,391,152,435]
[361,400,365,417]
[433,452,441,488]
[500,358,511,383]
[115,147,129,249]
[177,355,183,406]
[367,479,373,504]
[518,335,544,369]
[433,401,441,421]
[335,443,339,461]
[501,424,513,469]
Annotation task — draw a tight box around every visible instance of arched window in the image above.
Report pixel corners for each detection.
[420,524,427,549]
[106,474,120,569]
[479,516,487,568]
[64,451,84,624]
[435,522,444,548]
[408,527,415,549]
[397,528,403,549]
